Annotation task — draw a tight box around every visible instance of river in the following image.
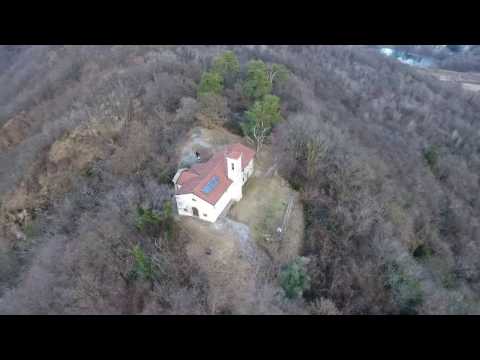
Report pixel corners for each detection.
[379,47,436,68]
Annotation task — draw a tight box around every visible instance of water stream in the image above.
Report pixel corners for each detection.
[379,47,436,68]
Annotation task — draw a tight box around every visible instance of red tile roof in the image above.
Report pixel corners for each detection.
[175,143,255,205]
[177,170,198,184]
[226,150,241,159]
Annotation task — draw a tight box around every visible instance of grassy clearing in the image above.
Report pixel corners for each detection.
[229,174,303,263]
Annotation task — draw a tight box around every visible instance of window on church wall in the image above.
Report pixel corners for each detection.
[231,162,234,171]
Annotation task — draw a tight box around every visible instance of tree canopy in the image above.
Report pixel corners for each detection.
[243,59,272,99]
[212,51,240,81]
[243,94,283,151]
[280,257,311,299]
[268,63,289,87]
[197,71,224,96]
[245,94,283,129]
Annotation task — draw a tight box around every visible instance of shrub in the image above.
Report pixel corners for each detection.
[412,243,433,260]
[384,261,424,314]
[134,206,162,234]
[130,244,157,282]
[134,202,175,241]
[157,167,177,185]
[423,145,439,173]
[82,167,95,178]
[162,201,174,241]
[280,257,311,299]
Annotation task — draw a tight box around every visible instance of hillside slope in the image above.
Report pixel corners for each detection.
[1,45,480,314]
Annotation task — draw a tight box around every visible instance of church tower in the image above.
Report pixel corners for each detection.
[226,152,243,201]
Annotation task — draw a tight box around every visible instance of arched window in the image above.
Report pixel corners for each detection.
[231,162,235,171]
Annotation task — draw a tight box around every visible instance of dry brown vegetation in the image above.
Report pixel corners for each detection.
[1,45,480,314]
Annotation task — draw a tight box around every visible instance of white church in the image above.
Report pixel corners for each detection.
[172,143,255,223]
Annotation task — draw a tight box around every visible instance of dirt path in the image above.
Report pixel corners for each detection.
[179,216,263,314]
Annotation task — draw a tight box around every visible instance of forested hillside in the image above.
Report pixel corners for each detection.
[1,45,480,314]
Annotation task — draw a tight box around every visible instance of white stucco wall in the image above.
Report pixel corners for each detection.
[175,193,217,222]
[227,156,242,182]
[212,182,237,219]
[242,159,254,184]
[175,182,236,223]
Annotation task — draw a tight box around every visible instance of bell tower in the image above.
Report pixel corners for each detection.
[226,153,242,182]
[226,153,243,201]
